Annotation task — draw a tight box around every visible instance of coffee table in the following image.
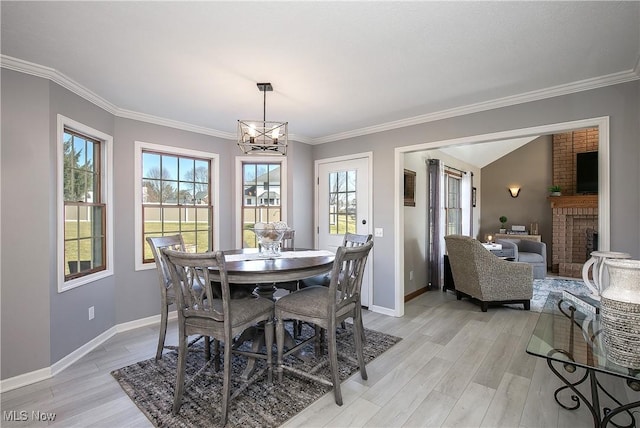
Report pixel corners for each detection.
[526,293,640,427]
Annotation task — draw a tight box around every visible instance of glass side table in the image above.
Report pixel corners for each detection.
[526,292,640,427]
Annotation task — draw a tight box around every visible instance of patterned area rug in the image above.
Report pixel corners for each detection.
[529,277,593,312]
[111,324,400,428]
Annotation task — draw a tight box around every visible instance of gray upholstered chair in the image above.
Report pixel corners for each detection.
[275,240,374,406]
[162,248,274,426]
[496,238,547,279]
[444,235,533,312]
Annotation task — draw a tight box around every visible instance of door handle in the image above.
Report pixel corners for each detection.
[362,219,367,225]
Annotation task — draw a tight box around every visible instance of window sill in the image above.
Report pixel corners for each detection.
[58,269,114,293]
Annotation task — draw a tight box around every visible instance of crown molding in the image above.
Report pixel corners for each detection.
[1,55,119,114]
[313,67,640,144]
[116,108,235,140]
[3,54,638,146]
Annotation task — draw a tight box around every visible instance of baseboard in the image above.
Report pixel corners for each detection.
[404,286,428,302]
[0,310,178,393]
[0,367,52,394]
[369,304,398,317]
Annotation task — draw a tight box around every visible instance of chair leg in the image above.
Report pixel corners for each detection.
[358,309,367,346]
[172,334,188,414]
[327,323,343,406]
[213,339,220,372]
[315,325,324,357]
[354,308,368,381]
[220,335,232,426]
[275,317,285,382]
[265,318,274,383]
[156,303,169,360]
[204,336,211,361]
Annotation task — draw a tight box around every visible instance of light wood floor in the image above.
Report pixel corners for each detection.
[2,290,639,427]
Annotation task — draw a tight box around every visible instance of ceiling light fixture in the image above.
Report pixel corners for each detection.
[237,82,288,156]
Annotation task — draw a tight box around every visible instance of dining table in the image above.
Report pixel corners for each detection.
[208,248,336,378]
[216,248,335,297]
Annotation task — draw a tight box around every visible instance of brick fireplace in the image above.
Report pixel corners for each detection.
[549,129,599,278]
[550,195,598,277]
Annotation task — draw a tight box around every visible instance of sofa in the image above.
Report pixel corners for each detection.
[444,235,533,311]
[496,238,547,279]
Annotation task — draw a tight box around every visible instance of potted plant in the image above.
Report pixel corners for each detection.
[548,185,562,196]
[499,216,507,233]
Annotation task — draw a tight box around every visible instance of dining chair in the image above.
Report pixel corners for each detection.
[298,233,373,338]
[275,240,374,406]
[162,248,274,426]
[146,235,188,361]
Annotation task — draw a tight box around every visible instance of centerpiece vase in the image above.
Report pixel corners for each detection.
[600,259,640,368]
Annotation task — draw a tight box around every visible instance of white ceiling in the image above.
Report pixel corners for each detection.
[2,1,639,145]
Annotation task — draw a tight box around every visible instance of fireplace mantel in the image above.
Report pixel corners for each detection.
[548,194,598,209]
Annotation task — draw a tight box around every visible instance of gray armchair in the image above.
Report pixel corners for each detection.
[496,238,547,279]
[444,235,533,311]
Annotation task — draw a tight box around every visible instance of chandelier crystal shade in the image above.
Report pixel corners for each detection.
[237,82,288,155]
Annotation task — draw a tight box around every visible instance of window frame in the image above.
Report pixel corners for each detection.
[444,170,462,236]
[134,141,219,271]
[57,115,114,292]
[235,156,287,248]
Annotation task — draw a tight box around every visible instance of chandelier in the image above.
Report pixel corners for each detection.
[237,82,288,155]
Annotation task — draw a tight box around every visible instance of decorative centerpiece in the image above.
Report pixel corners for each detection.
[600,259,640,368]
[252,221,289,258]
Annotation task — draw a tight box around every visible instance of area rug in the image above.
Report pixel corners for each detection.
[529,277,593,312]
[111,324,400,428]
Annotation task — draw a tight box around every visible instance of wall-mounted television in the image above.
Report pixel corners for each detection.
[576,151,598,194]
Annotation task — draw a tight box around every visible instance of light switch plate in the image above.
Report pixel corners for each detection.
[374,228,383,237]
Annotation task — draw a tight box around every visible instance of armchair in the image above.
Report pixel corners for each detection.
[496,238,547,279]
[444,235,533,311]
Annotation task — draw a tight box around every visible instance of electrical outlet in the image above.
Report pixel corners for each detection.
[88,306,95,320]
[374,228,383,238]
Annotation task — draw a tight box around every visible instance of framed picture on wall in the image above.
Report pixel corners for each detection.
[472,187,477,207]
[404,169,416,207]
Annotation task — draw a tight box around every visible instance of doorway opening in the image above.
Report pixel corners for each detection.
[393,117,610,317]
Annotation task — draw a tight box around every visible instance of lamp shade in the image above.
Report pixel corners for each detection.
[237,120,288,155]
[508,187,521,198]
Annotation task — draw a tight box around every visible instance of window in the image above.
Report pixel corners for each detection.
[236,157,287,248]
[328,169,357,235]
[445,171,462,235]
[57,115,113,292]
[135,142,219,270]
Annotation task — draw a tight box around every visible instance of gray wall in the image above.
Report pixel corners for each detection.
[313,80,640,310]
[2,66,639,381]
[480,135,554,264]
[0,69,314,380]
[1,70,52,378]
